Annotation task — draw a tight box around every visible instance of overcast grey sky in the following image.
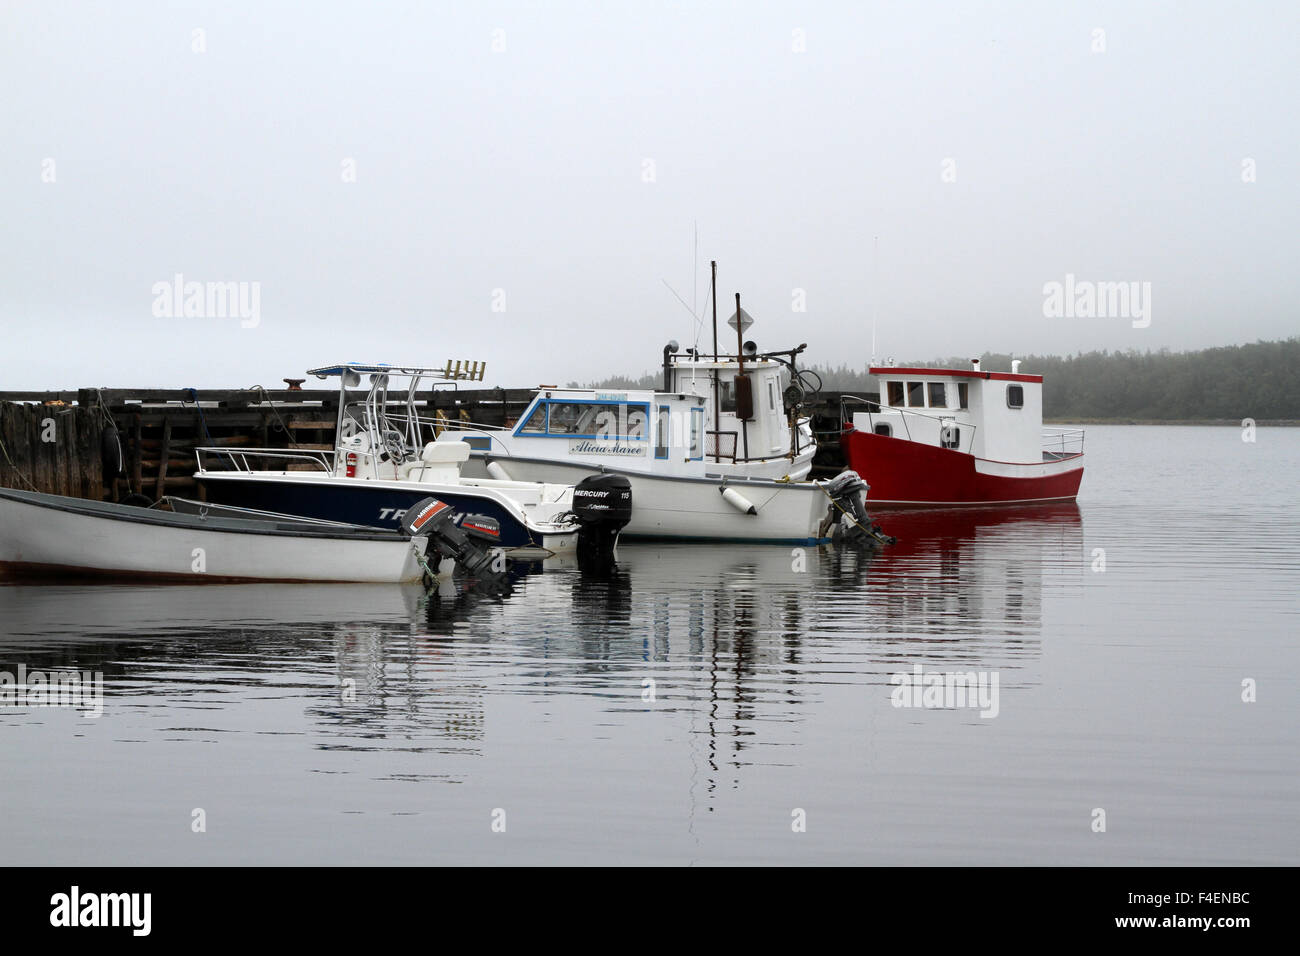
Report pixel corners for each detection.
[2,1,1296,390]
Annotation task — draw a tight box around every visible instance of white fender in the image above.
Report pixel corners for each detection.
[720,486,758,515]
[486,460,511,480]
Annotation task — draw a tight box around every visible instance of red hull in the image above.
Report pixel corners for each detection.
[841,428,1083,505]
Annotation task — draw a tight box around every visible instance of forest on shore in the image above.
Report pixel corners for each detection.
[582,338,1300,421]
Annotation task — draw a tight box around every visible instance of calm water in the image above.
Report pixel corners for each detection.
[2,425,1296,865]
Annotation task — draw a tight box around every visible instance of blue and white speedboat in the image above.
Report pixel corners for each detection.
[193,364,593,557]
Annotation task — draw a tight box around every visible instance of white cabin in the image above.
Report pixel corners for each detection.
[664,353,813,470]
[850,360,1078,464]
[456,349,815,481]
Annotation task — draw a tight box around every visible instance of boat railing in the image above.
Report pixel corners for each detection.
[412,414,512,436]
[338,398,512,454]
[705,430,739,463]
[840,396,978,454]
[195,447,334,474]
[1041,427,1085,457]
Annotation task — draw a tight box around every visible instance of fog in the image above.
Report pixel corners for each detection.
[2,1,1296,390]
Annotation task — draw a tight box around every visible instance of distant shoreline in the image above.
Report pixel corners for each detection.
[1046,419,1300,427]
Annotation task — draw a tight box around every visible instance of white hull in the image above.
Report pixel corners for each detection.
[469,446,816,482]
[0,491,427,583]
[463,456,829,543]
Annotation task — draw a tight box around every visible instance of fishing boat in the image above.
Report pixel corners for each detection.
[192,364,629,557]
[447,269,832,543]
[839,360,1085,506]
[0,487,429,583]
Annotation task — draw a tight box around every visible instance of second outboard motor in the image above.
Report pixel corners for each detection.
[571,474,633,574]
[402,497,509,585]
[819,470,896,547]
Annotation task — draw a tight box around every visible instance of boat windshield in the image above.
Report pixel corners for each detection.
[516,399,649,439]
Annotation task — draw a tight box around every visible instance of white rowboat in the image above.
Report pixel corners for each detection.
[0,488,428,583]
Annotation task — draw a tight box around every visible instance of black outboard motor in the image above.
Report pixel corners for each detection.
[819,470,896,547]
[402,497,509,585]
[571,474,633,574]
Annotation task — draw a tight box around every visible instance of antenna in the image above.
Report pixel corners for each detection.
[661,278,700,323]
[870,235,879,366]
[693,220,698,318]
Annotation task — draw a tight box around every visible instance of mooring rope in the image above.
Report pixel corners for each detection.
[0,431,40,492]
[412,542,440,588]
[182,388,215,445]
[248,385,301,449]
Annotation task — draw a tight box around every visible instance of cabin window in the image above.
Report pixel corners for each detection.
[768,380,778,412]
[690,407,704,459]
[655,405,670,459]
[927,382,947,408]
[940,422,960,449]
[718,380,735,413]
[515,400,648,438]
[620,406,648,439]
[874,422,892,437]
[958,383,968,409]
[546,402,593,434]
[887,381,905,407]
[1007,385,1024,409]
[907,382,925,407]
[519,403,547,433]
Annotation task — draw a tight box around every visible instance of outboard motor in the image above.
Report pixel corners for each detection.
[402,497,510,586]
[819,470,896,547]
[571,474,633,574]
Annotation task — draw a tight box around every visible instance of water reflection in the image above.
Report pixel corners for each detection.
[7,426,1295,865]
[0,504,1084,791]
[867,502,1085,636]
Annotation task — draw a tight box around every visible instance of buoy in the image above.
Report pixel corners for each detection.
[101,425,123,477]
[720,485,757,515]
[486,460,511,480]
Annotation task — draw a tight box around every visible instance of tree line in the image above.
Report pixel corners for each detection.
[581,338,1300,420]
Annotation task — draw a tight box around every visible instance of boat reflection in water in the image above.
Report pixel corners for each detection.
[0,503,1083,836]
[858,501,1085,635]
[326,502,1085,782]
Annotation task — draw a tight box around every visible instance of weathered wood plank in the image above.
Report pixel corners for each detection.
[130,412,143,495]
[154,417,172,499]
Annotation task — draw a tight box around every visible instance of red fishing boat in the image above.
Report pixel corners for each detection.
[840,360,1084,506]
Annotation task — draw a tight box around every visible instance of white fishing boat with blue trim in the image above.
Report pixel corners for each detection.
[448,293,832,543]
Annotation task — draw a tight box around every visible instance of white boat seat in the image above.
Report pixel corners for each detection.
[420,440,471,464]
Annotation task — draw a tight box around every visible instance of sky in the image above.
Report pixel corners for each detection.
[2,0,1297,390]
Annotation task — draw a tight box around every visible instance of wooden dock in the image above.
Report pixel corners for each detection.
[0,387,857,500]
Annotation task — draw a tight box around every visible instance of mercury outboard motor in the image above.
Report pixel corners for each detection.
[819,470,896,547]
[402,497,509,585]
[571,474,633,574]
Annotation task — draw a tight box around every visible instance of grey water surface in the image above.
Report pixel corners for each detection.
[1,425,1296,865]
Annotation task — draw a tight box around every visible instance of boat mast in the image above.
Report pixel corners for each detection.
[711,260,720,464]
[736,292,749,464]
